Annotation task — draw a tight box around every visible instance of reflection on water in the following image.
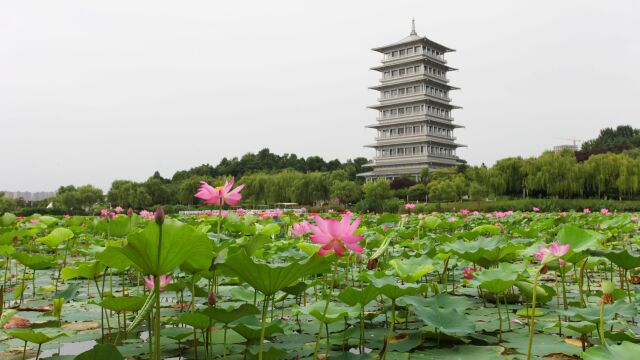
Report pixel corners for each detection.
[38,340,96,358]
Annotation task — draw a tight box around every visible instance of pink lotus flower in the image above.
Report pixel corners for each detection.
[631,216,639,222]
[583,208,591,214]
[143,274,172,292]
[448,216,457,222]
[459,209,471,215]
[404,203,416,210]
[29,219,39,224]
[532,207,540,212]
[114,206,124,213]
[463,266,481,280]
[63,214,71,219]
[418,213,427,219]
[309,213,364,257]
[291,221,310,237]
[534,241,570,265]
[139,210,155,220]
[600,208,610,215]
[195,178,245,206]
[100,209,109,216]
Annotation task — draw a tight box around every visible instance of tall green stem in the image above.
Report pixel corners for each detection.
[313,262,337,359]
[526,266,542,360]
[598,299,606,345]
[154,223,163,360]
[258,295,269,360]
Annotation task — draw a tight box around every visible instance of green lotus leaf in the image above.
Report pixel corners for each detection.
[303,301,360,324]
[0,244,15,256]
[337,285,379,307]
[100,296,146,312]
[583,341,640,360]
[201,303,260,324]
[12,252,55,270]
[178,311,211,329]
[514,281,555,304]
[475,263,519,294]
[116,218,213,275]
[61,261,103,280]
[412,345,504,359]
[471,224,501,235]
[413,307,475,337]
[219,250,331,297]
[297,242,321,256]
[556,225,601,252]
[74,343,124,360]
[231,316,285,340]
[399,293,474,311]
[558,300,637,322]
[53,283,81,301]
[96,246,134,270]
[161,327,193,341]
[37,227,74,248]
[94,215,134,238]
[257,223,281,237]
[6,328,69,344]
[389,256,435,283]
[592,249,640,270]
[420,216,441,230]
[367,274,427,300]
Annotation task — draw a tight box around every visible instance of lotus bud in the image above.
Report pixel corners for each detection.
[366,258,378,270]
[207,291,217,306]
[601,280,614,295]
[155,207,165,225]
[127,208,133,216]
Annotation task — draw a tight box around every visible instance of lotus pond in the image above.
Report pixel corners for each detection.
[1,209,640,359]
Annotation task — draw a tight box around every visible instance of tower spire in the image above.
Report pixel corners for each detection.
[410,18,417,35]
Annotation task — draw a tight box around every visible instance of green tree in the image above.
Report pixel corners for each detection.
[107,180,152,209]
[330,180,362,204]
[0,193,16,214]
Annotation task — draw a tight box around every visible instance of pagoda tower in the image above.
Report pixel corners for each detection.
[360,20,465,180]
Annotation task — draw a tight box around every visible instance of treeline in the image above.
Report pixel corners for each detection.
[578,125,640,160]
[2,126,639,215]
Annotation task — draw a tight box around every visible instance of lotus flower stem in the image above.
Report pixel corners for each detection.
[496,293,502,341]
[578,258,588,307]
[258,295,270,360]
[154,221,163,360]
[313,262,338,359]
[504,294,511,330]
[598,298,606,345]
[382,298,397,359]
[526,265,543,360]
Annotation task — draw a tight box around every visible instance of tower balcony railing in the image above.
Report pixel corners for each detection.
[374,152,459,161]
[382,52,447,64]
[377,111,454,122]
[378,91,451,102]
[375,132,456,142]
[380,72,449,83]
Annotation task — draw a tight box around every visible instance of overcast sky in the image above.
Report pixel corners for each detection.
[2,0,639,191]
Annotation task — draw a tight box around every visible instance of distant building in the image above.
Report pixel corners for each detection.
[553,144,578,152]
[359,20,466,181]
[1,191,56,202]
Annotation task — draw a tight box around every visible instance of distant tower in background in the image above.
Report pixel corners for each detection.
[359,20,466,181]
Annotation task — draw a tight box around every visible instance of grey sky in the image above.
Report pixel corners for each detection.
[2,0,639,191]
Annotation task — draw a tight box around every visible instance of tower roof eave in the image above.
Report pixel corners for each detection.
[372,35,455,53]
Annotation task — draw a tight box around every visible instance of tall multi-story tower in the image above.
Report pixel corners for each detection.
[359,21,465,181]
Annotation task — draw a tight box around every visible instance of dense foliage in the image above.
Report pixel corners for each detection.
[1,208,639,359]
